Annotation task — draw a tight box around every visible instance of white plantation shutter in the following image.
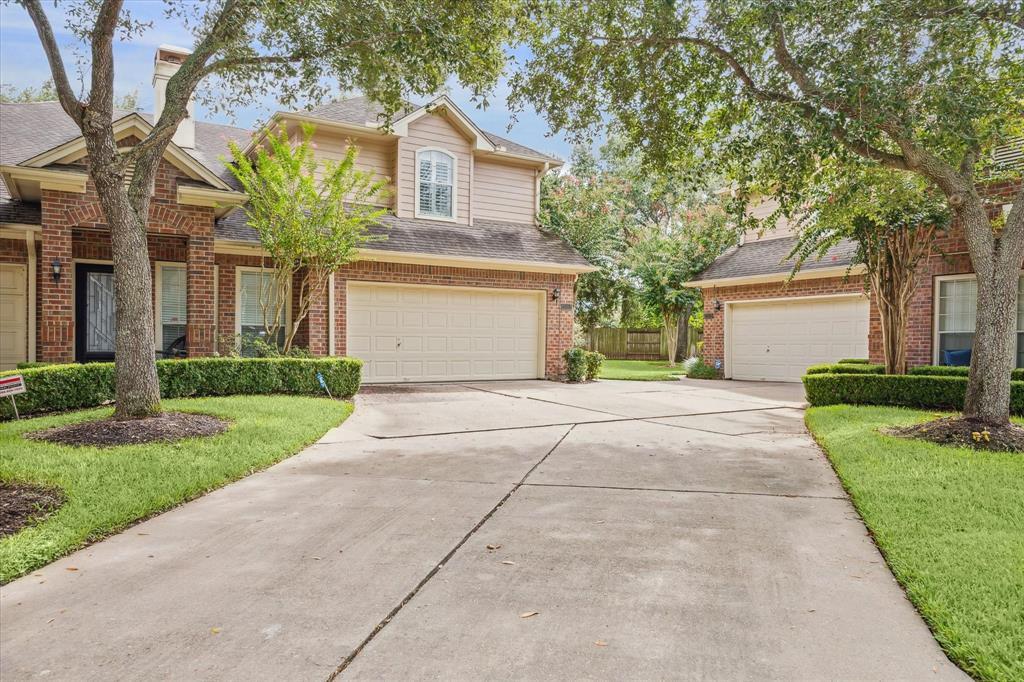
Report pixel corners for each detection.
[159,265,187,352]
[238,270,285,354]
[417,150,454,218]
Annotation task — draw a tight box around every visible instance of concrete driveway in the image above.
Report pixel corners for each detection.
[1,379,963,681]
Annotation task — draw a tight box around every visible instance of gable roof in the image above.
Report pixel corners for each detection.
[305,96,561,163]
[688,234,859,285]
[0,101,251,191]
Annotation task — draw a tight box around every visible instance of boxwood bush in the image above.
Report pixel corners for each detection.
[835,358,870,364]
[908,365,1024,381]
[0,357,362,419]
[805,362,885,375]
[803,372,1024,415]
[564,347,604,382]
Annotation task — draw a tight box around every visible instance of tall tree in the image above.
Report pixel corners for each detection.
[625,205,732,365]
[511,0,1024,425]
[18,0,513,418]
[228,124,388,353]
[791,165,950,374]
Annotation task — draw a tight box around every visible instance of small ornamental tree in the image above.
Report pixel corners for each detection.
[625,206,731,366]
[792,166,950,374]
[228,125,387,353]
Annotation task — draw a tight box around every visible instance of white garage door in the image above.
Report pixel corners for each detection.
[0,263,27,371]
[729,296,869,382]
[347,283,543,383]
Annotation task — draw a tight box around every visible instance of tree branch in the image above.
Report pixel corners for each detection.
[18,0,84,124]
[88,0,124,121]
[908,1,1024,31]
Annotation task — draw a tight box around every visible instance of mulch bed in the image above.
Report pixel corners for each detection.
[886,417,1024,453]
[27,412,228,448]
[0,482,64,538]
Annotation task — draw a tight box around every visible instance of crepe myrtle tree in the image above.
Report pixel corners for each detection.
[791,165,951,375]
[228,124,387,353]
[17,0,513,418]
[510,0,1024,425]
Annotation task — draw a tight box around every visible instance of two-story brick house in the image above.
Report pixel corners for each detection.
[687,168,1022,382]
[0,46,593,381]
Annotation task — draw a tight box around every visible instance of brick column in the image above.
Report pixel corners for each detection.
[305,272,330,356]
[186,234,215,356]
[39,191,74,362]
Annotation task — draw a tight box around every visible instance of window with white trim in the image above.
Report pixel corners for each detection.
[936,275,1024,368]
[157,264,187,354]
[417,149,455,219]
[237,269,286,354]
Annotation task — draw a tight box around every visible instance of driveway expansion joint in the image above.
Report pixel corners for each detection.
[522,482,848,501]
[325,425,576,681]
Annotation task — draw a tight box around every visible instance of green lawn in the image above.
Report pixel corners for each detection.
[599,359,686,381]
[806,405,1024,682]
[0,395,351,583]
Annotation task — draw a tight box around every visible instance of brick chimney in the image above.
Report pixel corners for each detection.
[152,45,195,148]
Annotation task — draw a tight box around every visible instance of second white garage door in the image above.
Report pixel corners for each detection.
[729,296,869,382]
[347,283,544,383]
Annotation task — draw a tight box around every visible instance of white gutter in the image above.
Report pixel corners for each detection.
[684,264,865,288]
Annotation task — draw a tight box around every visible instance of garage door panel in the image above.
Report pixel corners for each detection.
[730,296,868,382]
[348,283,542,382]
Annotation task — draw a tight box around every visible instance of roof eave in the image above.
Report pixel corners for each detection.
[684,263,865,288]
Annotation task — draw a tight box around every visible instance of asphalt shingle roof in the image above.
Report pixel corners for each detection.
[692,234,858,282]
[217,208,590,267]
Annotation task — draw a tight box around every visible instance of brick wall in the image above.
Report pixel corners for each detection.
[37,148,217,361]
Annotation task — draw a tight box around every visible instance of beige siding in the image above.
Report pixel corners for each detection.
[396,113,472,223]
[742,195,800,242]
[304,130,394,207]
[473,159,536,224]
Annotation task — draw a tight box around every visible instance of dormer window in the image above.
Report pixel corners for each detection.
[416,148,456,220]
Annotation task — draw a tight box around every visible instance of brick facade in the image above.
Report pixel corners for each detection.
[698,178,1022,375]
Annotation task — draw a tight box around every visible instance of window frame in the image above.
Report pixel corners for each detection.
[414,147,458,222]
[234,265,292,348]
[933,271,1024,366]
[154,261,188,355]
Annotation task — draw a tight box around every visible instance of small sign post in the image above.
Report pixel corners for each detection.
[0,374,27,420]
[316,372,333,400]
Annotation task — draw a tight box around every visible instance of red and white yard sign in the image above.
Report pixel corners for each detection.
[0,374,26,398]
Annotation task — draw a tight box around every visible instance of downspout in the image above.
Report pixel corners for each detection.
[328,273,336,356]
[25,229,36,362]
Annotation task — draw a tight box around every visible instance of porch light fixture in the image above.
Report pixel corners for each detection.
[551,287,561,301]
[51,258,62,283]
[714,299,722,312]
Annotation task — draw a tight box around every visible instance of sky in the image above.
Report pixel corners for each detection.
[0,2,586,162]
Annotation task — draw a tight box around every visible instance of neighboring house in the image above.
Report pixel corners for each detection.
[0,46,593,381]
[687,167,1022,383]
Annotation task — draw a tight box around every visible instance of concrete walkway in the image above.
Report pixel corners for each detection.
[1,379,963,681]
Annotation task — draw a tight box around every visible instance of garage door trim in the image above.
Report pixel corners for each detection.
[725,292,868,380]
[345,280,547,383]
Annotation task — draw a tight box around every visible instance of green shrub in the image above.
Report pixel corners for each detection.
[0,357,362,419]
[584,351,605,381]
[15,361,54,370]
[909,365,1024,381]
[564,347,588,382]
[802,373,1024,415]
[836,358,870,364]
[686,359,718,379]
[805,363,885,375]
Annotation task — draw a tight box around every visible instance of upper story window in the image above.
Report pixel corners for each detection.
[417,149,456,220]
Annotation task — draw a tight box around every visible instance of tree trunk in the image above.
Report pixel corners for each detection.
[876,295,908,375]
[663,311,680,366]
[676,308,690,363]
[961,199,1022,425]
[91,171,162,419]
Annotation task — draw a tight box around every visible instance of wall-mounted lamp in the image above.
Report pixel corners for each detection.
[714,299,723,312]
[551,287,561,301]
[51,258,62,283]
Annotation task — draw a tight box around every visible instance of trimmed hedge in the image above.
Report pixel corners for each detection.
[803,373,1024,415]
[805,362,885,375]
[564,347,604,382]
[836,358,870,364]
[0,357,362,419]
[909,365,1024,381]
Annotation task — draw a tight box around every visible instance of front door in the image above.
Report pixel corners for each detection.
[75,263,116,363]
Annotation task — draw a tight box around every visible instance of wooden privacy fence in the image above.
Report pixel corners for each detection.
[584,327,703,360]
